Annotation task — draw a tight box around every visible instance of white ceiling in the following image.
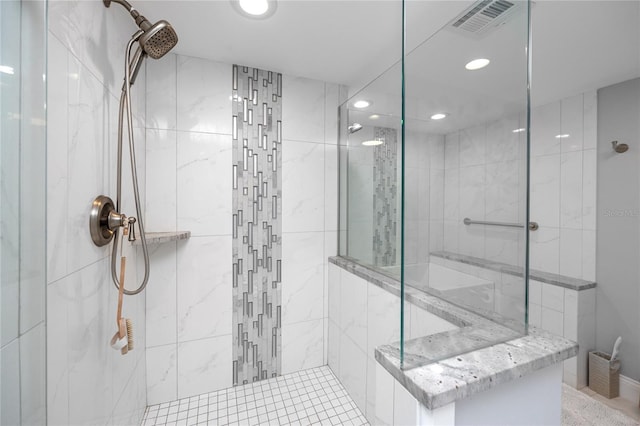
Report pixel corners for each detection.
[141,0,640,131]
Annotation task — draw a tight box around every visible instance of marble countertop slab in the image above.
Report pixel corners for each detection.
[329,256,579,410]
[375,327,577,410]
[431,251,596,291]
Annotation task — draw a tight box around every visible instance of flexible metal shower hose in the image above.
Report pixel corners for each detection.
[111,30,150,296]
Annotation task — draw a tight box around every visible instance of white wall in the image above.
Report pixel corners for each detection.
[596,78,640,381]
[46,1,148,424]
[144,54,343,404]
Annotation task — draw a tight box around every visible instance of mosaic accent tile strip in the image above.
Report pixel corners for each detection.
[372,127,398,267]
[141,366,369,426]
[232,65,283,386]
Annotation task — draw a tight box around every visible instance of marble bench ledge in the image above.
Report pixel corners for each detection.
[329,256,578,410]
[375,326,577,410]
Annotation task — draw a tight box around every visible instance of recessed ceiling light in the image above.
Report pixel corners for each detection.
[232,0,277,18]
[0,65,15,75]
[362,139,383,146]
[555,134,570,139]
[353,100,371,109]
[512,128,526,133]
[430,113,448,120]
[369,114,380,120]
[239,0,269,15]
[465,58,490,71]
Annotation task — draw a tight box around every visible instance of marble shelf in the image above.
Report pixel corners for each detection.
[133,231,191,245]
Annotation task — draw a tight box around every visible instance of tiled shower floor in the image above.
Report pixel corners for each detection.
[142,366,369,426]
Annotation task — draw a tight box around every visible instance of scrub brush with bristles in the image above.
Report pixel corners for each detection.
[125,318,134,351]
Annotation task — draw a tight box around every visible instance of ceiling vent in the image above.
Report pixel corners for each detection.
[448,0,526,38]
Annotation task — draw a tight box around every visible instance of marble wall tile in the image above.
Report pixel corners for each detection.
[560,94,584,152]
[542,283,565,312]
[531,101,561,157]
[444,132,459,169]
[176,236,232,342]
[281,232,324,324]
[338,333,368,413]
[393,379,419,426]
[282,140,325,233]
[110,357,146,426]
[374,363,395,426]
[541,307,564,336]
[1,340,20,425]
[328,264,341,325]
[485,115,520,163]
[54,0,135,98]
[530,154,561,229]
[145,129,177,232]
[443,166,459,221]
[328,319,341,378]
[559,228,582,279]
[281,319,324,375]
[176,56,231,134]
[529,302,542,328]
[560,151,583,229]
[67,261,114,426]
[47,34,69,284]
[66,55,110,275]
[529,280,543,305]
[484,228,520,266]
[177,335,232,399]
[366,284,400,358]
[443,222,459,254]
[430,169,445,221]
[282,76,325,143]
[177,132,232,236]
[365,358,377,423]
[339,269,368,352]
[325,144,339,231]
[47,280,70,426]
[459,125,486,167]
[485,160,519,221]
[563,290,578,341]
[146,344,178,406]
[146,54,177,130]
[146,243,177,348]
[530,227,560,274]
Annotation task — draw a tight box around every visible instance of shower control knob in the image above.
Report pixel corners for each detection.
[128,217,137,242]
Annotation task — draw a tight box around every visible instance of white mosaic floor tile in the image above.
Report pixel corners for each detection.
[142,366,369,426]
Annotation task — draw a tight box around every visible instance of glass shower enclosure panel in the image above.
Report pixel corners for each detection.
[401,0,531,367]
[338,63,403,276]
[1,0,47,424]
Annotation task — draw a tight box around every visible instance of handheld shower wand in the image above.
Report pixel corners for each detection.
[90,1,178,296]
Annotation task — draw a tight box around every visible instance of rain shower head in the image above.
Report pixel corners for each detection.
[104,0,178,59]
